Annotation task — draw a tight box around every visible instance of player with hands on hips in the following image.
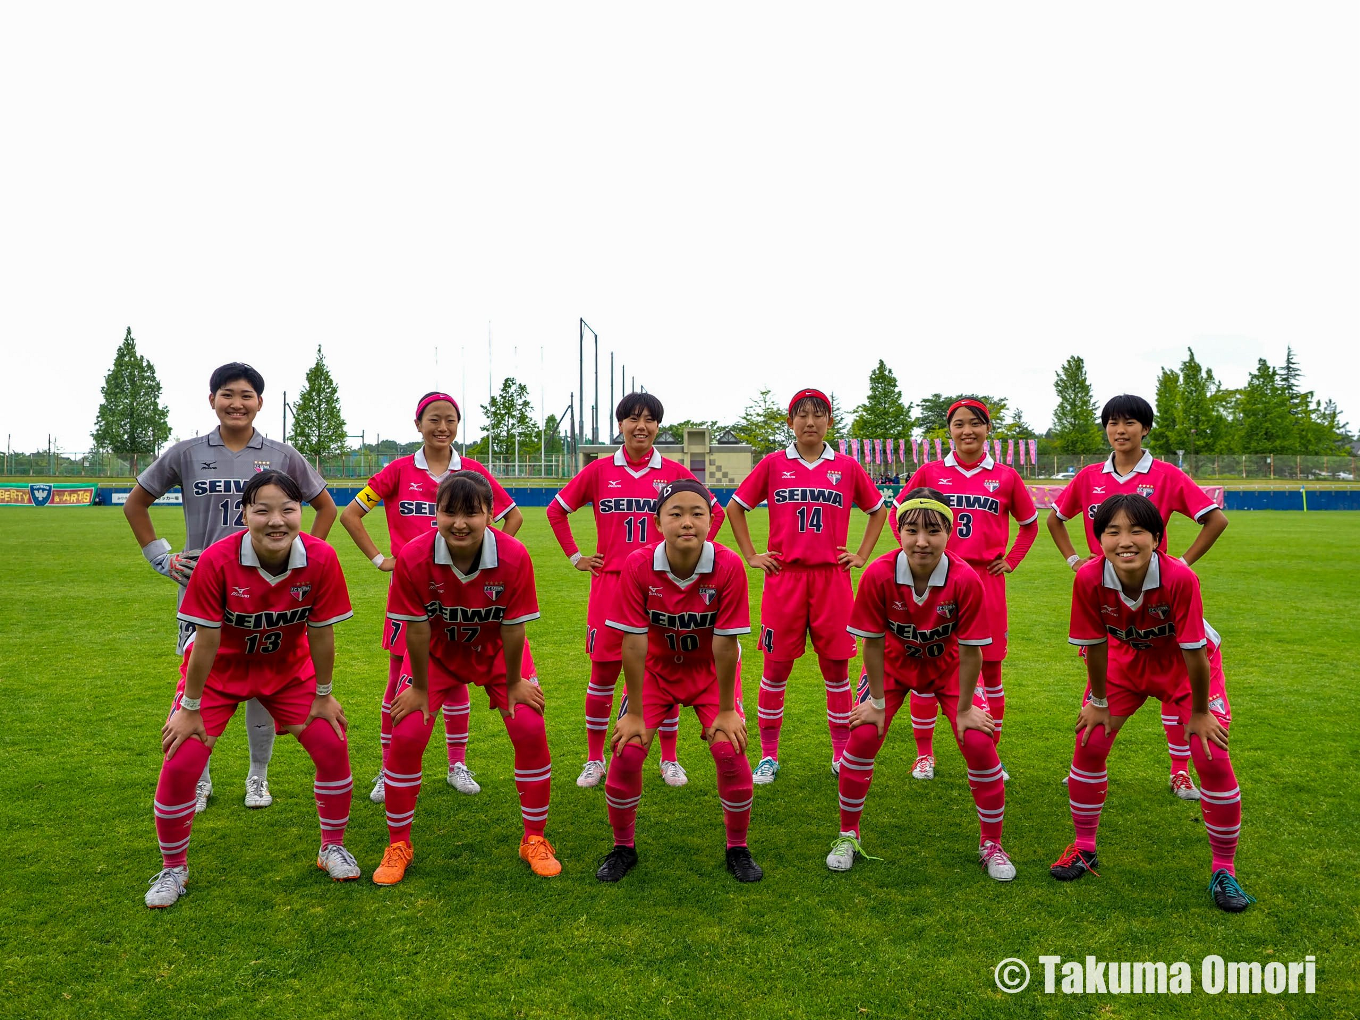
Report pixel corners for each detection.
[125,362,336,815]
[726,388,888,784]
[830,489,1012,882]
[1051,493,1251,912]
[372,471,559,885]
[145,470,358,908]
[596,480,761,884]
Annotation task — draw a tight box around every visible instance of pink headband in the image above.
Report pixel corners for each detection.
[416,393,460,420]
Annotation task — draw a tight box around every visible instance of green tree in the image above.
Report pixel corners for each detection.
[826,392,849,443]
[90,326,172,475]
[732,389,791,455]
[1177,349,1227,456]
[288,346,348,465]
[1151,368,1183,456]
[1051,355,1105,454]
[914,392,1029,440]
[473,377,539,461]
[1229,359,1293,453]
[850,360,914,439]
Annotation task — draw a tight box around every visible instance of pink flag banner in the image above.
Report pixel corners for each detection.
[838,439,847,456]
[1018,439,1026,466]
[850,438,859,461]
[911,438,919,463]
[874,439,882,464]
[898,439,906,464]
[992,439,1002,462]
[1007,438,1015,465]
[1029,439,1038,465]
[934,437,943,461]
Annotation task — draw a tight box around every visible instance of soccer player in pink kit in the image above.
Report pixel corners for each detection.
[1047,394,1229,801]
[596,480,762,883]
[146,471,359,908]
[829,489,1013,881]
[727,388,888,783]
[340,392,530,804]
[373,471,559,884]
[888,399,1037,782]
[547,392,725,790]
[1051,493,1251,912]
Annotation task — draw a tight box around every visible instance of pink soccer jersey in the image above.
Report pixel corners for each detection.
[386,527,540,676]
[1068,552,1218,698]
[730,443,885,568]
[895,453,1038,563]
[552,449,724,574]
[364,448,516,553]
[846,551,991,694]
[606,542,751,686]
[177,532,354,695]
[1053,451,1219,556]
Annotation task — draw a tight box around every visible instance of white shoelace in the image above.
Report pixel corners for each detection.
[148,868,185,893]
[246,776,268,796]
[321,845,358,870]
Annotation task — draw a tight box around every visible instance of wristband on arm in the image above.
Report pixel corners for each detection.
[179,696,202,712]
[314,682,333,696]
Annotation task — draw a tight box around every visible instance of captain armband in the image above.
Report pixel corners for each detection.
[353,486,382,512]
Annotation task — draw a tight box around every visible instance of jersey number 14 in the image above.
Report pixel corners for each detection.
[795,506,824,533]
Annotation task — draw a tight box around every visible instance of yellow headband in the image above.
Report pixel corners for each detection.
[896,497,954,525]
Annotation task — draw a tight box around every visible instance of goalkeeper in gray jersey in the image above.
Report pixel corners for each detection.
[124,362,337,812]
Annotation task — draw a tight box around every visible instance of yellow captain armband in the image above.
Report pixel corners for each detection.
[354,486,382,512]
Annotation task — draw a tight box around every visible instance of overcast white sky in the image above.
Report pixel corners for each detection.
[3,2,1356,455]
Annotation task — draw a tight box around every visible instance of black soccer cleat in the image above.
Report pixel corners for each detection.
[595,844,639,883]
[1208,869,1255,913]
[1050,843,1099,881]
[725,846,764,883]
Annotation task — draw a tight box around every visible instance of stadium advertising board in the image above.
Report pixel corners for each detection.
[110,489,183,506]
[0,483,98,507]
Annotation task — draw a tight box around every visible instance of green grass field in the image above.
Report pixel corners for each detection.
[1,508,1356,1018]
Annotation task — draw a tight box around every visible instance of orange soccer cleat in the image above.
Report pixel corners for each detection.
[372,841,414,885]
[519,835,562,877]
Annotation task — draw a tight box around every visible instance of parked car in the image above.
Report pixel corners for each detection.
[1054,470,1077,481]
[1338,471,1355,481]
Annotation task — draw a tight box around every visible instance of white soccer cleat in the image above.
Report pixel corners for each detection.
[448,762,482,795]
[317,844,362,881]
[145,866,188,908]
[826,832,860,872]
[1000,762,1011,783]
[980,840,1016,882]
[660,760,688,788]
[752,757,780,785]
[911,755,936,781]
[369,774,386,804]
[194,778,213,814]
[576,760,606,788]
[1170,770,1201,801]
[830,758,842,778]
[244,776,273,808]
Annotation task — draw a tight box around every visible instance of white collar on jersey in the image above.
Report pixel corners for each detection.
[612,447,662,479]
[943,450,995,477]
[208,427,264,449]
[895,549,951,603]
[434,527,499,581]
[652,540,715,589]
[1101,449,1154,482]
[1101,551,1161,609]
[414,446,461,478]
[239,531,308,584]
[784,442,836,467]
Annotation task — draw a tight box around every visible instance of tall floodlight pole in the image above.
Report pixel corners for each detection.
[461,345,467,457]
[609,352,615,443]
[580,318,598,445]
[593,331,599,443]
[488,322,494,466]
[540,346,545,475]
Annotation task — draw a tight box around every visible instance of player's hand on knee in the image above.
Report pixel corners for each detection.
[849,701,885,737]
[506,679,545,718]
[705,710,748,755]
[162,708,207,760]
[955,704,996,739]
[307,694,348,740]
[611,712,647,755]
[391,686,430,727]
[1076,703,1111,745]
[1187,711,1229,759]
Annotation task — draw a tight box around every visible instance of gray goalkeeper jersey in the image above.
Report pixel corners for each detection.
[137,427,327,651]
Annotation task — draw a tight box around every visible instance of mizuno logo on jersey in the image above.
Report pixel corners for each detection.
[225,606,311,629]
[231,586,250,598]
[426,603,507,624]
[289,584,311,602]
[772,488,844,506]
[193,479,252,496]
[398,500,439,517]
[942,493,1001,514]
[1092,486,1106,494]
[608,480,622,488]
[1106,621,1175,643]
[409,482,423,491]
[886,619,956,643]
[648,609,718,630]
[598,497,659,513]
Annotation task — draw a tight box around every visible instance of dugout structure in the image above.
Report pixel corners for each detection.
[576,428,753,487]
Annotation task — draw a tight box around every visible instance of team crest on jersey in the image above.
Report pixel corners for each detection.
[653,479,666,493]
[1147,603,1170,619]
[984,479,1000,492]
[1208,696,1226,714]
[483,583,505,602]
[231,586,250,599]
[1137,484,1155,498]
[826,471,842,485]
[699,586,716,605]
[254,460,271,473]
[289,584,312,602]
[936,601,956,619]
